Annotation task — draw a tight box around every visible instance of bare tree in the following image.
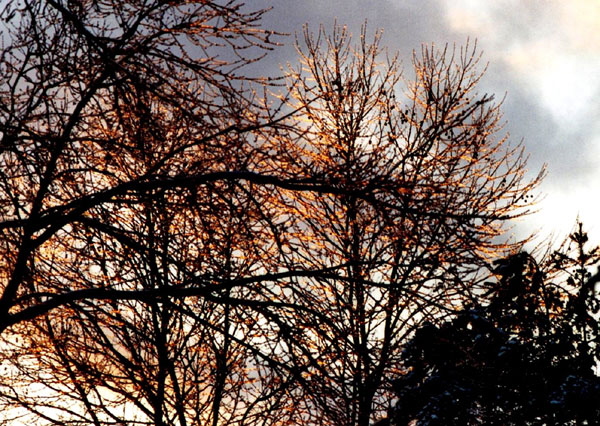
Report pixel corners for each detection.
[0,1,541,424]
[255,25,542,425]
[0,0,273,326]
[0,185,297,425]
[0,1,300,424]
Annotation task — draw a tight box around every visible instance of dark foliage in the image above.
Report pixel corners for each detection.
[389,226,600,425]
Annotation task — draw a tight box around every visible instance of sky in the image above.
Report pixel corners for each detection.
[253,0,600,247]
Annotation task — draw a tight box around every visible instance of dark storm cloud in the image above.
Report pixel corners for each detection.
[250,0,462,74]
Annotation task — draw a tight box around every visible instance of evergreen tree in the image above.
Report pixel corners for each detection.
[389,224,600,425]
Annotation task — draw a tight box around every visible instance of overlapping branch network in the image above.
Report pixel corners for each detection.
[0,2,541,425]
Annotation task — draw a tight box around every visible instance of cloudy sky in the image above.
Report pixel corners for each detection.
[253,0,600,246]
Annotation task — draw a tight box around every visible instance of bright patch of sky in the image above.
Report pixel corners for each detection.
[445,0,600,126]
[442,0,600,242]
